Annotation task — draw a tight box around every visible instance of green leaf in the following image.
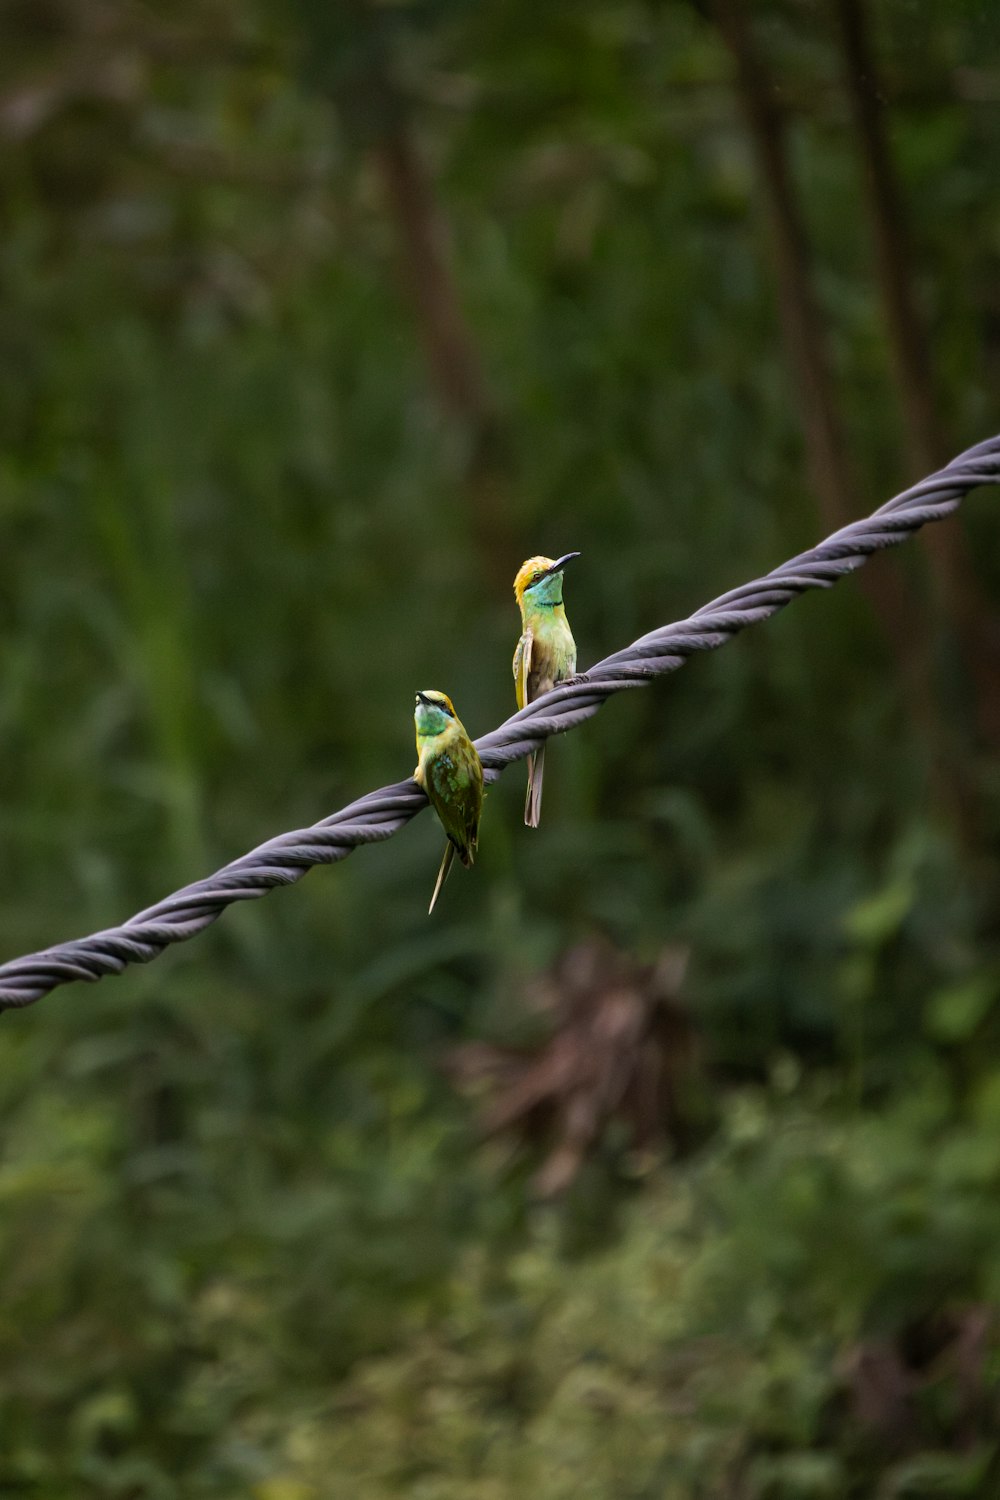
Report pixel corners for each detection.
[924,977,998,1044]
[844,880,914,947]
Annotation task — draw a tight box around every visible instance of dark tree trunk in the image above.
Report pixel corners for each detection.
[711,0,856,534]
[309,0,512,569]
[834,0,941,471]
[369,121,512,572]
[834,0,1000,747]
[710,0,941,725]
[370,126,503,478]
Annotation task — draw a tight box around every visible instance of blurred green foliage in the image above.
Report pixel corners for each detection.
[2,0,1000,1493]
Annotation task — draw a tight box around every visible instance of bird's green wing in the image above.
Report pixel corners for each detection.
[428,740,482,866]
[514,628,533,712]
[461,744,484,861]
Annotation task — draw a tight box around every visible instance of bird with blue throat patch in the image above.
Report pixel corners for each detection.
[512,551,581,827]
[413,690,484,914]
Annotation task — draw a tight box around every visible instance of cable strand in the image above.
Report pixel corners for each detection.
[2,433,998,1009]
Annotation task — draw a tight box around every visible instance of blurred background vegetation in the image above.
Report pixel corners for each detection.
[2,0,1000,1493]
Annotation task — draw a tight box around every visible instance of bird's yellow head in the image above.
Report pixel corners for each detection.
[415,689,458,738]
[513,552,580,612]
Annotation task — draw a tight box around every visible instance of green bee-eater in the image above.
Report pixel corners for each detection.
[512,551,580,827]
[414,690,484,914]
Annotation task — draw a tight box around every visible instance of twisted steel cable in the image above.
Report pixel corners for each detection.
[2,433,999,1011]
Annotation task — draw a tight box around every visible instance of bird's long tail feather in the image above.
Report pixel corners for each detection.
[524,744,545,828]
[429,841,457,914]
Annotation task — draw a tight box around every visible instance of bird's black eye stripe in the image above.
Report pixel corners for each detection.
[417,694,454,715]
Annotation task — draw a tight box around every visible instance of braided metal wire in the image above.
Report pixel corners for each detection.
[2,433,999,1011]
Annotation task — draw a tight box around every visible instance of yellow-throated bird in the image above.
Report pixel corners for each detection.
[512,552,580,827]
[413,690,484,914]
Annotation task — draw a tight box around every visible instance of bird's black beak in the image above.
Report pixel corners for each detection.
[541,551,581,578]
[416,692,431,706]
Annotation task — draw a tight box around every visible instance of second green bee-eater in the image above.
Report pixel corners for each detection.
[512,551,580,827]
[413,690,484,914]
